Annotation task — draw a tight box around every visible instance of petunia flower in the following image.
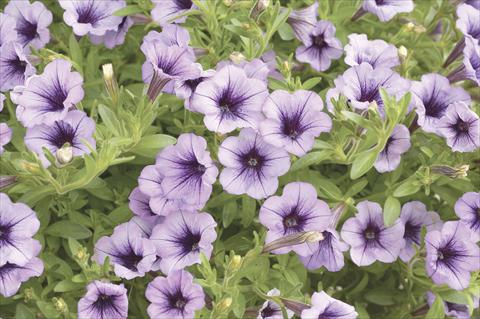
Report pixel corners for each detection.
[141,24,191,50]
[287,1,318,43]
[399,201,442,262]
[216,58,271,84]
[447,36,480,86]
[352,0,414,22]
[24,110,96,167]
[0,258,44,298]
[426,291,479,319]
[191,65,269,134]
[411,74,471,134]
[438,102,479,153]
[77,281,128,319]
[16,59,84,127]
[218,128,291,199]
[425,221,480,290]
[374,124,411,173]
[155,133,218,207]
[260,90,332,157]
[0,42,35,92]
[151,0,195,26]
[0,123,12,155]
[94,222,157,280]
[300,229,349,272]
[175,68,215,112]
[90,16,133,49]
[0,193,41,266]
[340,200,405,266]
[150,211,217,274]
[128,187,157,218]
[295,20,343,72]
[59,0,126,37]
[0,13,18,47]
[259,182,332,256]
[258,288,294,319]
[454,192,480,242]
[4,0,52,49]
[301,291,358,319]
[326,62,410,113]
[145,269,205,319]
[344,33,400,69]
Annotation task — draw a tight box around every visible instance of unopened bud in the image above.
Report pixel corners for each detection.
[431,164,469,179]
[21,161,40,174]
[0,176,17,189]
[280,298,310,316]
[228,255,242,272]
[405,22,415,32]
[24,288,34,302]
[56,143,73,166]
[398,284,404,290]
[262,231,323,254]
[53,297,68,313]
[398,46,408,61]
[217,297,232,312]
[369,100,378,111]
[102,63,118,104]
[75,246,89,263]
[283,60,290,72]
[230,52,246,64]
[413,25,426,33]
[251,0,270,19]
[223,0,233,6]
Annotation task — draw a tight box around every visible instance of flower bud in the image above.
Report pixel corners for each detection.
[24,288,34,302]
[230,52,246,64]
[216,297,232,312]
[56,143,73,166]
[228,255,242,272]
[280,298,310,316]
[103,63,119,103]
[431,164,469,179]
[0,175,17,189]
[21,161,40,174]
[262,231,323,254]
[398,46,408,61]
[251,0,270,19]
[53,297,68,314]
[413,25,426,33]
[405,22,415,32]
[223,0,233,6]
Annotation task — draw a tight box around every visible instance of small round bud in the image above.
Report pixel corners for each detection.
[53,297,68,313]
[230,52,246,64]
[405,22,415,31]
[102,64,114,81]
[398,46,408,60]
[217,297,232,312]
[228,255,242,272]
[56,143,73,166]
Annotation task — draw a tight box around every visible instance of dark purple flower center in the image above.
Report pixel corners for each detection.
[185,77,204,92]
[167,289,189,311]
[311,34,326,48]
[76,2,105,24]
[6,56,28,77]
[117,250,144,272]
[363,223,380,242]
[36,80,69,112]
[44,121,77,149]
[92,293,121,316]
[260,304,277,318]
[16,17,38,45]
[282,206,311,234]
[436,238,470,271]
[0,262,18,276]
[241,147,265,169]
[180,229,201,255]
[423,94,448,119]
[358,85,381,106]
[280,109,309,140]
[0,224,11,244]
[445,302,468,314]
[375,0,385,5]
[453,119,470,133]
[404,221,422,245]
[175,0,194,10]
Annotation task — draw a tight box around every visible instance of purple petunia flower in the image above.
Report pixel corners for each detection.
[344,33,400,69]
[59,0,126,37]
[175,68,215,112]
[258,288,294,319]
[353,0,414,22]
[129,187,156,217]
[287,1,318,43]
[77,281,128,319]
[90,16,133,49]
[0,42,35,92]
[259,182,332,256]
[425,221,480,290]
[216,58,271,84]
[0,257,43,298]
[151,0,195,26]
[0,13,18,47]
[341,201,405,266]
[218,128,291,199]
[146,269,205,319]
[438,102,479,152]
[129,215,165,239]
[261,50,283,81]
[374,124,411,173]
[295,20,343,72]
[150,211,217,274]
[448,36,480,85]
[141,24,191,50]
[4,0,52,49]
[191,65,268,134]
[411,74,471,134]
[399,201,442,262]
[301,291,358,319]
[0,193,41,266]
[260,90,332,157]
[16,59,84,127]
[0,123,12,155]
[94,222,156,280]
[155,133,218,207]
[326,62,410,113]
[24,110,96,167]
[455,192,480,242]
[426,291,479,319]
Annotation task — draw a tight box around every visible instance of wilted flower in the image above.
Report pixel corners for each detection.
[341,201,405,266]
[399,201,442,262]
[259,182,332,256]
[191,65,268,134]
[258,288,294,319]
[411,74,470,134]
[295,20,343,72]
[426,291,479,319]
[287,1,318,43]
[374,124,411,173]
[218,128,291,199]
[90,17,133,49]
[155,133,218,207]
[344,33,400,69]
[352,0,414,22]
[25,111,96,168]
[77,281,128,319]
[0,123,12,155]
[431,164,470,179]
[151,0,195,26]
[94,222,156,280]
[454,192,480,242]
[260,90,332,157]
[425,221,480,290]
[59,0,126,37]
[438,102,479,152]
[145,269,205,319]
[4,0,52,49]
[0,257,44,298]
[16,59,84,127]
[326,63,410,113]
[0,42,35,92]
[0,13,17,47]
[301,291,358,319]
[447,36,480,85]
[150,211,217,274]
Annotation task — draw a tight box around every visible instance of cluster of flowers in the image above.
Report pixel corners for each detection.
[0,193,43,298]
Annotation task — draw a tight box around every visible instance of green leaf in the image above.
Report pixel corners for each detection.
[130,134,176,157]
[54,279,84,292]
[364,288,396,306]
[278,23,295,41]
[113,5,143,16]
[350,149,379,179]
[98,105,121,136]
[393,179,421,197]
[342,111,373,128]
[345,178,368,197]
[222,200,237,228]
[46,221,92,239]
[302,77,322,90]
[383,196,401,226]
[67,238,82,256]
[16,304,36,319]
[291,151,331,172]
[241,196,256,227]
[69,33,83,70]
[36,301,59,319]
[316,178,343,200]
[425,294,445,319]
